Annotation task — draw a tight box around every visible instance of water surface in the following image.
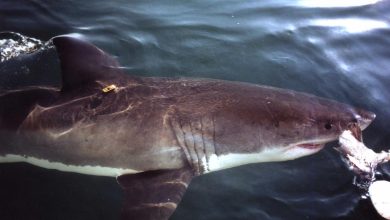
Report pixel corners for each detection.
[1,0,390,219]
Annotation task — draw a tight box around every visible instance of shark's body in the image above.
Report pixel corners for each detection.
[0,36,375,220]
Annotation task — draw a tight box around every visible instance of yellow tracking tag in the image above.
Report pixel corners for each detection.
[102,84,117,93]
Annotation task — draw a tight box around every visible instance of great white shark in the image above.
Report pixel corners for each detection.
[0,36,375,220]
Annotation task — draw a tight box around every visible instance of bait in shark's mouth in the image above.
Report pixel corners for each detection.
[336,125,390,220]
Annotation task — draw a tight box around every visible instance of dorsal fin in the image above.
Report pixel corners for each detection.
[52,36,123,92]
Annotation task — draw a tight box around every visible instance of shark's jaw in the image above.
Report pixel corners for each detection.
[202,138,333,174]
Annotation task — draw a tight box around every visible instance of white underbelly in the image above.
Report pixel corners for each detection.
[0,154,140,177]
[202,145,322,173]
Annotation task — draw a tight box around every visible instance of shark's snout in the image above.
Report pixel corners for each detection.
[355,108,376,130]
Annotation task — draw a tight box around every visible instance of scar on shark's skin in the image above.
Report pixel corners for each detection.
[0,36,376,220]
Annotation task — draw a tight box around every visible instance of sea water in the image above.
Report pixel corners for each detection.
[1,0,390,219]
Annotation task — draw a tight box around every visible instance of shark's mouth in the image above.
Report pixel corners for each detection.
[296,143,325,149]
[282,141,329,160]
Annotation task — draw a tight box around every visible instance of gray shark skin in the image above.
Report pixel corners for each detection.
[0,36,375,220]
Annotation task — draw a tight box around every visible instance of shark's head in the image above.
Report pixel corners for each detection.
[207,85,376,171]
[276,98,376,159]
[250,88,376,159]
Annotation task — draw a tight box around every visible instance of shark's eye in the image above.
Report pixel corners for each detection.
[324,122,333,130]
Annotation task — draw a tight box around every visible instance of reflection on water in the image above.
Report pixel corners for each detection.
[311,18,388,33]
[0,0,390,219]
[299,0,382,8]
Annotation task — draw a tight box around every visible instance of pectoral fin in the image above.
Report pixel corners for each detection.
[117,167,193,220]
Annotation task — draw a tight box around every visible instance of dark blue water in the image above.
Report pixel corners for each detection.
[1,0,390,219]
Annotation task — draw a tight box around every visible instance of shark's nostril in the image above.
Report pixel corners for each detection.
[355,109,376,130]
